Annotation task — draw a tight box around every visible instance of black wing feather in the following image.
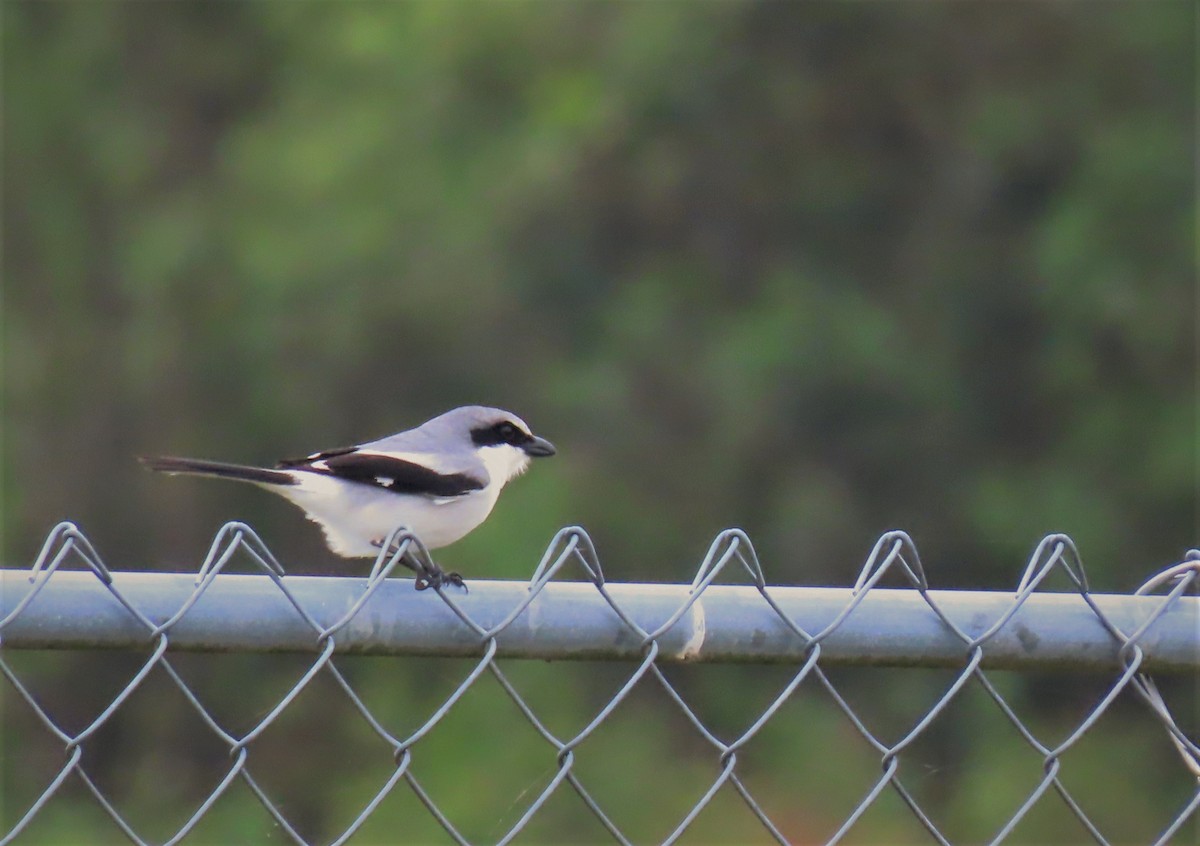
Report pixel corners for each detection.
[286,450,485,497]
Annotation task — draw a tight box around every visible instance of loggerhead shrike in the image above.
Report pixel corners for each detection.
[141,405,556,588]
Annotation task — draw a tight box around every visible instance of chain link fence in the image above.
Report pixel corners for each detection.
[2,521,1197,845]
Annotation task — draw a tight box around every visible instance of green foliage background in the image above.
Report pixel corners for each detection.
[3,2,1195,844]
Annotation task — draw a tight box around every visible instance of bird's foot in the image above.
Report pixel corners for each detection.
[371,536,467,592]
[414,565,467,592]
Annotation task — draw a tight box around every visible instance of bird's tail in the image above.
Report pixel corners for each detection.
[139,456,298,487]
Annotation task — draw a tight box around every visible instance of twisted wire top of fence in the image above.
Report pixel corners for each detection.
[2,522,1197,846]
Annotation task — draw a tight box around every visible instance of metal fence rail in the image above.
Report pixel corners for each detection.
[2,522,1198,845]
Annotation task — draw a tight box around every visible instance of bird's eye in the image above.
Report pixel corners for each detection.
[495,422,524,444]
[472,421,528,448]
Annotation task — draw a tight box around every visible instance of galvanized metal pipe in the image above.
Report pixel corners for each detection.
[0,570,1195,672]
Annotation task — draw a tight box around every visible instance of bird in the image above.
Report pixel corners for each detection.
[140,405,556,588]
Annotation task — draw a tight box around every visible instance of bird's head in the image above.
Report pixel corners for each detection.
[438,405,556,484]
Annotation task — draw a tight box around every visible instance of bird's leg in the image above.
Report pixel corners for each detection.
[371,537,467,592]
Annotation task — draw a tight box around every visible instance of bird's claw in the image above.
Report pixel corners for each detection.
[415,567,467,593]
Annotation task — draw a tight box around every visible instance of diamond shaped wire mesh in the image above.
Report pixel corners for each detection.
[2,521,1197,845]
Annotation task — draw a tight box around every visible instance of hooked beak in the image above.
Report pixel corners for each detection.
[522,435,556,457]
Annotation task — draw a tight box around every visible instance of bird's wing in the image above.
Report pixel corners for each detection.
[277,446,488,498]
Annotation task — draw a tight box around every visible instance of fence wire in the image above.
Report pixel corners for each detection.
[1,522,1197,845]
